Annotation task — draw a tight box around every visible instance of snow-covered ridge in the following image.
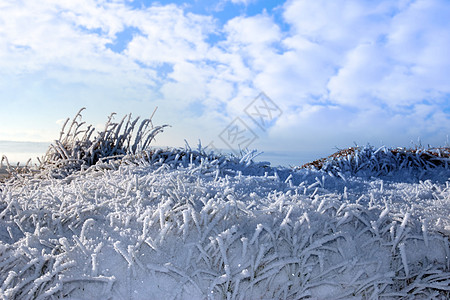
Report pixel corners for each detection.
[301,145,450,177]
[1,147,449,299]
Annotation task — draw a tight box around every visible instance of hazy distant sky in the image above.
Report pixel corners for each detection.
[1,0,450,164]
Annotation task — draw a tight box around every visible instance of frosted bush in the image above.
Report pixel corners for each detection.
[302,145,450,177]
[39,108,168,178]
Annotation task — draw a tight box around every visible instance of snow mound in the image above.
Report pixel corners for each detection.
[301,145,450,177]
[1,152,449,299]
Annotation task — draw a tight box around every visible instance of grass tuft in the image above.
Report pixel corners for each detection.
[39,107,169,177]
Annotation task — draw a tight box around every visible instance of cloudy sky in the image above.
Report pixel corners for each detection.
[1,0,450,165]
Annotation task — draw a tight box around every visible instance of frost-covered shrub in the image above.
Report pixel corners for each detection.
[39,108,169,177]
[301,145,450,176]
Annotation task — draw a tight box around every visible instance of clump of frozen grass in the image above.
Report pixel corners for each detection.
[301,145,450,176]
[39,107,169,178]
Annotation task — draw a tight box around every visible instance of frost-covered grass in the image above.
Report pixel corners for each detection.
[41,107,168,179]
[1,147,450,299]
[301,145,450,176]
[1,108,168,181]
[1,111,449,299]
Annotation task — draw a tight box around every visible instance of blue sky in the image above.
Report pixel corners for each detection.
[1,0,450,165]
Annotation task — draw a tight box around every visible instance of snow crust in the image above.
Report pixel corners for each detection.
[1,149,449,299]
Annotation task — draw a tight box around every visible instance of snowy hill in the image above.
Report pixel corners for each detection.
[1,147,450,299]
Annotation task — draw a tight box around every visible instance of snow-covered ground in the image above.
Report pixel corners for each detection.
[1,149,449,299]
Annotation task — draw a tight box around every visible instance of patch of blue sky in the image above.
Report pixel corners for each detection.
[187,101,205,117]
[129,56,174,82]
[436,95,450,116]
[155,62,174,79]
[444,106,450,115]
[216,101,228,114]
[106,27,141,53]
[205,32,226,45]
[375,34,389,46]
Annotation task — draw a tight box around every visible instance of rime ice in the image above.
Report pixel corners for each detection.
[1,146,450,299]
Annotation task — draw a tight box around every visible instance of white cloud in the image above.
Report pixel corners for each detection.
[324,0,450,109]
[223,14,281,46]
[126,5,216,65]
[282,0,396,48]
[327,43,391,107]
[0,0,157,102]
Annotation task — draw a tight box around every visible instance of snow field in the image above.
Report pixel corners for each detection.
[0,150,450,299]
